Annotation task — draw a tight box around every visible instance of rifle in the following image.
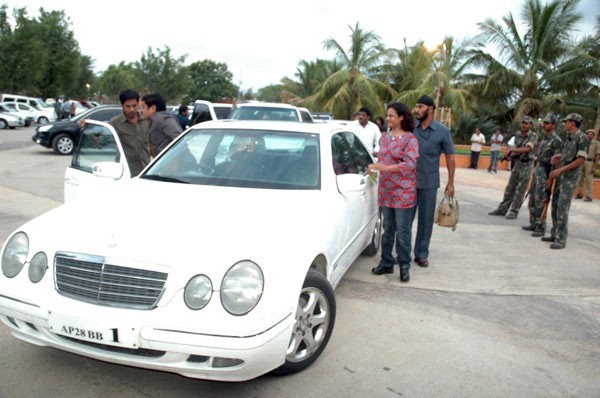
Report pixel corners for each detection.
[540,176,556,222]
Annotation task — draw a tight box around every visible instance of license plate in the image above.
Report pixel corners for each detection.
[48,312,139,348]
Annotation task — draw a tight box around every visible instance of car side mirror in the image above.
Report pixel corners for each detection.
[92,162,124,180]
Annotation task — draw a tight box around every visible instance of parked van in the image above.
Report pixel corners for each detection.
[1,93,52,111]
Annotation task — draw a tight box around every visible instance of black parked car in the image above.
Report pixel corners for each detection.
[32,105,121,155]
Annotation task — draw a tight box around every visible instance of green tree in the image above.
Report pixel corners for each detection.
[183,59,238,103]
[96,62,143,102]
[310,22,391,119]
[135,46,188,103]
[0,6,93,100]
[471,0,583,120]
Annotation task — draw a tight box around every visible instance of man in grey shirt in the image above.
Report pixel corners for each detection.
[412,95,456,268]
[141,93,183,156]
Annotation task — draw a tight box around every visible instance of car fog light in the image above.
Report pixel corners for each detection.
[184,275,212,310]
[212,357,244,368]
[28,252,48,283]
[2,232,29,278]
[221,261,263,315]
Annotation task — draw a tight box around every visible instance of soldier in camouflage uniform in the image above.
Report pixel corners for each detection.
[488,116,537,219]
[541,113,589,249]
[522,114,563,236]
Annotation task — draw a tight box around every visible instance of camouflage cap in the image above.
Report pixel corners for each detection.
[521,116,533,124]
[542,114,557,124]
[561,113,583,123]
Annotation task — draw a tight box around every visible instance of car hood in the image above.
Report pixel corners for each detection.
[23,178,331,272]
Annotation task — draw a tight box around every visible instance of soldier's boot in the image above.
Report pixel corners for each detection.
[488,209,505,216]
[531,226,545,237]
[505,211,518,220]
[550,241,566,249]
[541,236,556,242]
[522,224,536,231]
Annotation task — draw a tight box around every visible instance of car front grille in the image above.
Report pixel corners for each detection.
[54,252,168,310]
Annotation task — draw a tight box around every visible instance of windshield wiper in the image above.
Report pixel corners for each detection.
[141,174,190,184]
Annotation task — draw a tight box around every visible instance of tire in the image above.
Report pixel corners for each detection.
[362,209,383,256]
[0,119,7,129]
[273,269,336,376]
[38,116,49,124]
[52,134,74,155]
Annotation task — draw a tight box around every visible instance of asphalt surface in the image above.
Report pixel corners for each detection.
[0,126,599,398]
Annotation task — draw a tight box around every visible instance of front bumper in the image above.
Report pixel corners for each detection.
[32,131,51,148]
[0,294,294,381]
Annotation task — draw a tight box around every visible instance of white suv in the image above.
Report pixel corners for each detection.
[230,102,314,123]
[191,100,233,124]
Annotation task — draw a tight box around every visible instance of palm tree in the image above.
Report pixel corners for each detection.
[547,15,600,131]
[309,22,391,119]
[471,0,583,120]
[394,36,472,118]
[280,59,338,106]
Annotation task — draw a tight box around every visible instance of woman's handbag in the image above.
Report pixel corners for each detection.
[435,194,459,231]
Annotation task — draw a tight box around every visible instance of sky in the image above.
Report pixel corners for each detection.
[4,0,599,91]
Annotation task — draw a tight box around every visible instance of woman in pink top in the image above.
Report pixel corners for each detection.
[368,102,419,282]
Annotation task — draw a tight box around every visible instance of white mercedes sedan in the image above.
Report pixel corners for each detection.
[0,119,381,381]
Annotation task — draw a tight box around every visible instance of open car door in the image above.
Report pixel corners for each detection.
[64,120,131,203]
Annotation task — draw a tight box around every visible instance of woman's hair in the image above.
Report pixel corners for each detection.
[387,102,414,132]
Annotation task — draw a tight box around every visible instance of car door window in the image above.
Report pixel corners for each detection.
[331,132,371,175]
[88,109,120,121]
[71,124,121,173]
[193,103,211,123]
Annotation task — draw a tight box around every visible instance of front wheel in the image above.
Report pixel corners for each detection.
[273,269,336,375]
[52,134,74,155]
[0,119,7,129]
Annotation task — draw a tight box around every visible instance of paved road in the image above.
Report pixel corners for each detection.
[1,126,599,398]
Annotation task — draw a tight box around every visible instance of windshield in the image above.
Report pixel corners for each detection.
[142,128,320,190]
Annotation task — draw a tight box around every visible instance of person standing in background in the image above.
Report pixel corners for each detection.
[351,107,381,157]
[469,127,486,169]
[574,129,599,202]
[488,128,504,173]
[176,105,190,130]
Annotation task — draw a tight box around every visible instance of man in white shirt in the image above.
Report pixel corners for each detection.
[351,107,381,157]
[469,127,486,169]
[487,128,504,173]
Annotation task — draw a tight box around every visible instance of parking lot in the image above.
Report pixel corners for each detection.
[1,125,599,398]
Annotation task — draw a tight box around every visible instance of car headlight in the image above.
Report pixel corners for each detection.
[221,260,263,316]
[28,252,48,283]
[37,124,52,132]
[2,232,29,278]
[184,274,213,310]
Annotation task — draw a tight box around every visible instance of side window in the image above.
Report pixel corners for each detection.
[300,110,313,122]
[71,124,121,173]
[193,103,211,124]
[88,109,120,121]
[331,132,371,175]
